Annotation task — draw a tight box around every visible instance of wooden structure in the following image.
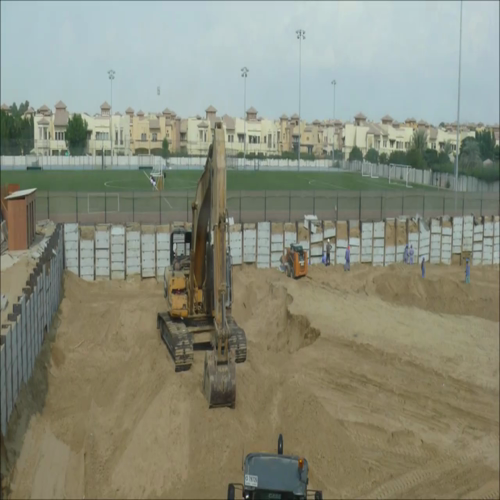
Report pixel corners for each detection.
[5,188,37,251]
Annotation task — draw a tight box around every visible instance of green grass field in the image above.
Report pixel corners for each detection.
[1,169,432,192]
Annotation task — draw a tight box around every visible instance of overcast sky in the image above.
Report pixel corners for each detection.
[1,1,499,124]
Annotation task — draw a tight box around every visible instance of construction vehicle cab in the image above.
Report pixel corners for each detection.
[284,244,308,279]
[227,435,322,500]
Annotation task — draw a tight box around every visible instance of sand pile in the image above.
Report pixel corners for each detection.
[3,264,499,499]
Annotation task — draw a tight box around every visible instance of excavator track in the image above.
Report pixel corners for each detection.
[227,315,247,364]
[157,313,194,372]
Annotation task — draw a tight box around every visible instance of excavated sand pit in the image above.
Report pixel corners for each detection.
[3,264,499,499]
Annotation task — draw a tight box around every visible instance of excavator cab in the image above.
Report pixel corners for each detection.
[284,244,308,279]
[227,434,323,500]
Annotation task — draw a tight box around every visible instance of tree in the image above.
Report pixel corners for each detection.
[438,151,451,164]
[333,149,344,160]
[494,144,499,162]
[443,141,453,155]
[406,148,425,169]
[379,152,388,165]
[439,122,446,128]
[475,129,495,160]
[459,138,481,171]
[424,148,438,166]
[161,137,169,159]
[410,128,428,153]
[388,150,407,165]
[66,114,88,155]
[364,148,379,164]
[348,146,363,162]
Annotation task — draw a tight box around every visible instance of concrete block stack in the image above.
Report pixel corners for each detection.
[323,221,336,265]
[126,224,141,276]
[494,216,500,265]
[243,223,257,263]
[141,226,156,278]
[230,223,243,266]
[452,216,463,255]
[418,219,430,263]
[79,226,95,281]
[336,221,348,265]
[309,220,323,265]
[372,221,385,266]
[482,216,494,266]
[473,217,483,266]
[156,225,171,278]
[270,223,284,268]
[297,222,310,253]
[407,218,419,263]
[64,223,79,275]
[441,216,452,265]
[430,218,441,264]
[348,221,360,264]
[463,215,473,252]
[384,219,396,265]
[95,224,110,279]
[110,225,125,280]
[360,222,373,263]
[396,217,407,263]
[257,222,271,269]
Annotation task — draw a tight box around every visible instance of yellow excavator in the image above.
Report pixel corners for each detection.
[157,123,247,409]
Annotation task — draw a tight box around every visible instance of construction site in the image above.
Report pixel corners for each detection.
[1,128,499,499]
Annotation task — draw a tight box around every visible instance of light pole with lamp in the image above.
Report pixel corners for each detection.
[331,79,336,167]
[454,0,463,210]
[296,29,305,170]
[241,67,249,168]
[108,69,115,165]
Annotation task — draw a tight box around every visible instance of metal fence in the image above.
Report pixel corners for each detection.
[35,189,500,225]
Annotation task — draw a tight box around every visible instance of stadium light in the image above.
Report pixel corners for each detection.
[454,0,463,210]
[241,67,249,167]
[108,69,115,165]
[331,79,336,166]
[296,29,305,171]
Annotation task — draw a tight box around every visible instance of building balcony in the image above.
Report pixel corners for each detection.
[36,139,50,148]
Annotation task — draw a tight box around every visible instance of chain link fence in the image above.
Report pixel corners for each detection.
[35,189,499,225]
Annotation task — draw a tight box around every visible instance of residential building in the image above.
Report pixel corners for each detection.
[26,100,484,160]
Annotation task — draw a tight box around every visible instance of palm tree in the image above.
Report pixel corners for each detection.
[443,141,453,155]
[459,139,482,170]
[410,128,428,153]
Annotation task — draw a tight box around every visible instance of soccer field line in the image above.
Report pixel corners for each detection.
[142,171,173,209]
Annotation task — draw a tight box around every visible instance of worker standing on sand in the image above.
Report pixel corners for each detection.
[404,244,409,264]
[465,258,470,284]
[421,257,426,278]
[344,245,350,271]
[409,245,414,265]
[326,239,332,266]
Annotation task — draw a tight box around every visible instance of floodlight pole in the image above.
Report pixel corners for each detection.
[454,0,463,210]
[241,67,249,168]
[331,79,336,167]
[296,29,305,171]
[108,69,115,166]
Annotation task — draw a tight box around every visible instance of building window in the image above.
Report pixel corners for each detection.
[238,133,245,143]
[152,132,157,142]
[404,142,409,149]
[264,136,267,144]
[383,140,387,148]
[277,131,281,143]
[39,127,42,140]
[431,142,436,150]
[115,131,119,144]
[120,129,123,145]
[141,133,147,141]
[204,131,207,142]
[199,130,203,141]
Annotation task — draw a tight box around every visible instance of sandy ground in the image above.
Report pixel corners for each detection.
[2,263,499,499]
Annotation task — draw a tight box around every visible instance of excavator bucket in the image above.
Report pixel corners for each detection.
[203,349,236,409]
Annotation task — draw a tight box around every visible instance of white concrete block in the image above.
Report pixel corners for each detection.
[142,233,155,243]
[324,228,336,239]
[127,266,141,275]
[442,227,452,236]
[111,261,125,271]
[337,239,348,248]
[442,244,451,253]
[442,236,452,245]
[96,249,109,260]
[64,241,78,251]
[66,257,79,268]
[484,238,493,247]
[473,233,483,243]
[484,224,494,237]
[80,240,94,250]
[157,233,170,244]
[310,257,322,265]
[474,225,483,234]
[96,234,110,249]
[64,223,79,233]
[232,256,242,265]
[349,237,360,247]
[257,261,270,269]
[298,241,309,250]
[244,254,256,263]
[271,233,283,244]
[127,239,140,250]
[310,245,323,257]
[142,268,156,278]
[374,222,384,232]
[79,257,94,268]
[452,246,462,254]
[66,249,78,260]
[258,222,271,231]
[127,257,141,267]
[373,239,384,248]
[142,242,155,252]
[310,232,323,244]
[373,247,384,257]
[374,230,384,239]
[373,255,384,266]
[431,234,441,243]
[111,253,125,263]
[79,249,93,260]
[271,242,283,252]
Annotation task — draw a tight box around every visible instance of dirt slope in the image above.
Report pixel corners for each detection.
[3,263,499,499]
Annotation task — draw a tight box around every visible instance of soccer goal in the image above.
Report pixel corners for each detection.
[361,162,379,179]
[87,193,120,213]
[388,164,413,188]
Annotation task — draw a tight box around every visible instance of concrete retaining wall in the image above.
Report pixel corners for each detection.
[61,216,500,280]
[0,225,64,436]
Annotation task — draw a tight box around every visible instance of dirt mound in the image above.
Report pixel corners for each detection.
[4,265,499,499]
